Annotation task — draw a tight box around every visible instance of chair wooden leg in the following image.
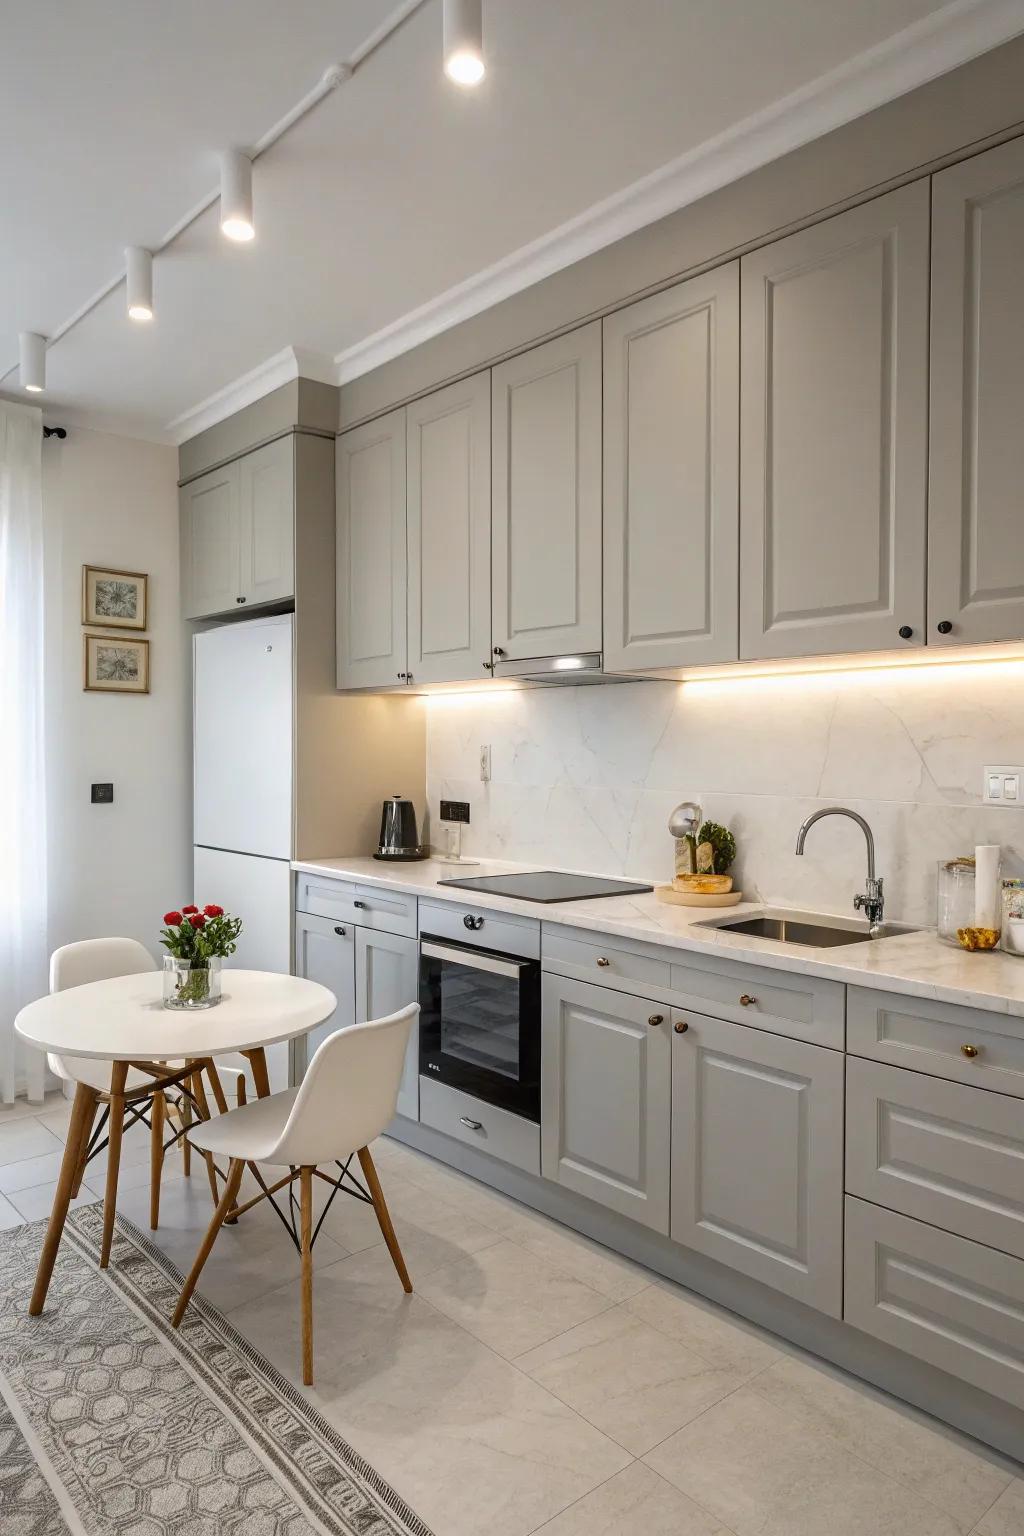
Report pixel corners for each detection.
[29,1084,99,1315]
[100,1062,129,1268]
[181,1079,192,1178]
[171,1157,245,1328]
[150,1089,165,1230]
[70,1096,100,1198]
[357,1146,412,1293]
[300,1166,314,1386]
[203,1058,230,1115]
[190,1070,221,1208]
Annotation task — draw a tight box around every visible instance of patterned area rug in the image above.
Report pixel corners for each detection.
[0,1206,433,1535]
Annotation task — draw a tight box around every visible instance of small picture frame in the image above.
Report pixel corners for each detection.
[84,633,150,694]
[82,565,148,630]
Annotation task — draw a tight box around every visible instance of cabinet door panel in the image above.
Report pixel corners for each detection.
[407,374,491,684]
[336,409,407,689]
[740,181,929,660]
[604,264,739,671]
[930,137,1024,646]
[238,436,294,607]
[492,323,602,660]
[181,462,240,618]
[671,1010,843,1315]
[356,927,420,1121]
[294,911,355,1073]
[542,974,670,1232]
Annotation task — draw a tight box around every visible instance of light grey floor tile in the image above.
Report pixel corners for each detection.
[0,1119,65,1167]
[83,1155,185,1197]
[972,1479,1024,1535]
[0,1149,70,1193]
[0,1096,54,1126]
[9,1180,100,1220]
[750,1352,1015,1533]
[626,1280,781,1377]
[36,1104,76,1142]
[644,1385,966,1536]
[315,1168,503,1277]
[533,1462,736,1535]
[489,1203,653,1302]
[515,1303,758,1456]
[417,1238,613,1359]
[228,1245,632,1536]
[0,1192,25,1229]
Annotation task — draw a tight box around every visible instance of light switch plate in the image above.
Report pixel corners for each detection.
[983,766,1024,805]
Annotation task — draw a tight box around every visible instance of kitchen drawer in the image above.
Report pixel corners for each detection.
[419,1077,540,1175]
[419,898,540,959]
[848,986,1024,1098]
[845,1196,1024,1412]
[847,1057,1024,1259]
[543,927,672,994]
[295,873,417,939]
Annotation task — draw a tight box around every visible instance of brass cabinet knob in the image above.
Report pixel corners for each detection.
[648,1014,664,1027]
[596,956,610,967]
[961,1043,980,1059]
[674,1020,689,1034]
[739,994,757,1007]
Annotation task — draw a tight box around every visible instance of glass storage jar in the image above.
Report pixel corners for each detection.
[937,857,1000,950]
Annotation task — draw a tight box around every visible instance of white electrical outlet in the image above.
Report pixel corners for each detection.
[479,744,491,782]
[983,766,1024,804]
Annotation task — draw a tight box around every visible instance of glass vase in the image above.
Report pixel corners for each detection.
[162,955,222,1009]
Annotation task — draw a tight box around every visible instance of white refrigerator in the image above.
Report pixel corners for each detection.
[193,614,295,1091]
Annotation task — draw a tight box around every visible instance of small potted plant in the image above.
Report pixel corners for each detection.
[160,904,242,1009]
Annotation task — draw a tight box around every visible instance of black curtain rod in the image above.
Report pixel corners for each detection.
[43,426,66,439]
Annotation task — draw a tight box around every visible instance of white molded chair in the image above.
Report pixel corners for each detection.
[173,1004,418,1385]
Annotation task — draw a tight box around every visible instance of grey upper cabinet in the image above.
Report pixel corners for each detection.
[739,181,930,661]
[294,910,356,1072]
[603,264,740,672]
[407,372,491,684]
[492,323,602,661]
[355,927,420,1121]
[929,137,1024,647]
[671,1009,844,1316]
[336,408,408,690]
[541,973,670,1232]
[181,435,295,619]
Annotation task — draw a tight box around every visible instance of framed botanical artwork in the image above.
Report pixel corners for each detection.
[82,565,148,630]
[83,633,150,694]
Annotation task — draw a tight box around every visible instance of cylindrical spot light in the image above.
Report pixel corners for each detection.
[220,149,255,242]
[19,332,46,393]
[126,246,154,321]
[443,0,485,86]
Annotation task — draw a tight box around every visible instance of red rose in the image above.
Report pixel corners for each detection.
[163,910,183,926]
[188,913,206,929]
[203,904,224,918]
[182,905,199,915]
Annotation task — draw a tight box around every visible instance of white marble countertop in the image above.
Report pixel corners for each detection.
[292,854,1024,1018]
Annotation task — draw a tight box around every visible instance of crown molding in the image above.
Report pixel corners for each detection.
[334,0,1024,385]
[165,345,334,443]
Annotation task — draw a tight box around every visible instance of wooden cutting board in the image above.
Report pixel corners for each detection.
[655,884,743,908]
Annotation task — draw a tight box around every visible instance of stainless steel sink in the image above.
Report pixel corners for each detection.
[694,909,918,948]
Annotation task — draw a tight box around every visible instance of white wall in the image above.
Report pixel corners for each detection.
[42,427,189,957]
[426,662,1024,927]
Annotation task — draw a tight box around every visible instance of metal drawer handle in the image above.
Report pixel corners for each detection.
[739,994,757,1007]
[596,956,611,968]
[674,1020,689,1034]
[961,1043,980,1059]
[463,914,485,930]
[459,1116,483,1131]
[648,1014,664,1027]
[334,925,347,937]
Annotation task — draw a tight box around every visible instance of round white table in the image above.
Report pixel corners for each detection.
[15,969,336,1315]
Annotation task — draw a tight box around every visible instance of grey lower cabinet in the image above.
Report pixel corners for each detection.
[929,134,1024,647]
[671,1009,844,1317]
[491,323,603,662]
[181,434,294,619]
[603,262,740,672]
[336,408,408,690]
[542,974,670,1232]
[355,927,420,1121]
[293,910,355,1067]
[739,179,930,661]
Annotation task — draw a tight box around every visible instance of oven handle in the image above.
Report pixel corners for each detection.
[421,940,527,980]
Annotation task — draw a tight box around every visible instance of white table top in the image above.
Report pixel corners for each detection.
[14,969,337,1062]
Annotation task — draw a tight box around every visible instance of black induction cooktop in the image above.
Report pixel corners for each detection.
[436,870,654,903]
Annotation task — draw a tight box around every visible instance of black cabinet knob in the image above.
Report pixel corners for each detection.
[492,646,505,657]
[937,620,953,635]
[333,925,347,937]
[898,625,913,640]
[236,596,246,604]
[463,914,484,930]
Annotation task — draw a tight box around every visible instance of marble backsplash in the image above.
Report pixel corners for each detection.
[425,661,1024,928]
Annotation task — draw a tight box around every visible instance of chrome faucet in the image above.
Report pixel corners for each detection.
[795,807,884,933]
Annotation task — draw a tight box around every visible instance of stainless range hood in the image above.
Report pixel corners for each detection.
[490,652,634,686]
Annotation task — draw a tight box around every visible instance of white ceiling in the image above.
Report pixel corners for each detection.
[2,0,1020,441]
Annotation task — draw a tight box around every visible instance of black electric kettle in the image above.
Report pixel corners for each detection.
[375,796,428,861]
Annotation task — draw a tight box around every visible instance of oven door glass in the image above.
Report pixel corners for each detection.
[419,938,540,1119]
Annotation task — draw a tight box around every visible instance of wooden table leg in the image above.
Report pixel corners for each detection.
[100,1061,129,1268]
[181,1076,192,1178]
[300,1166,314,1386]
[190,1070,221,1207]
[202,1057,230,1114]
[150,1087,165,1230]
[244,1047,272,1100]
[29,1084,99,1315]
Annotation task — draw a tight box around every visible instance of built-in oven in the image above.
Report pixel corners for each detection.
[419,927,541,1121]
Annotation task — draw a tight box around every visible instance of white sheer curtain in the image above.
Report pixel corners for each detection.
[0,401,47,1102]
